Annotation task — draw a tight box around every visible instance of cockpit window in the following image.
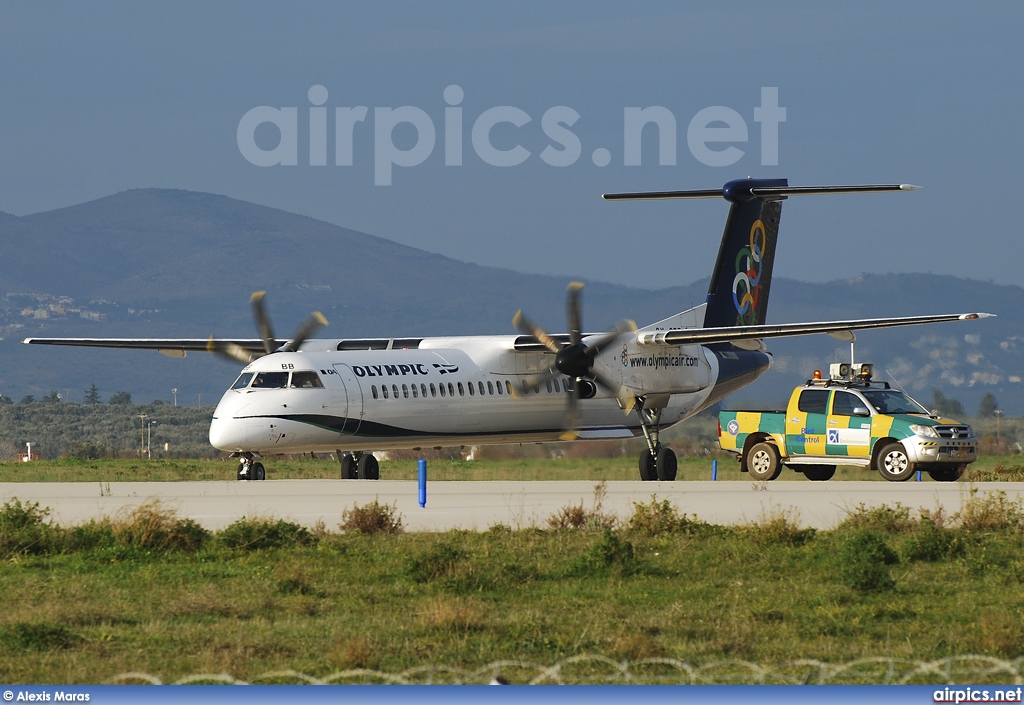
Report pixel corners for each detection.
[251,371,289,389]
[231,372,254,390]
[290,371,324,389]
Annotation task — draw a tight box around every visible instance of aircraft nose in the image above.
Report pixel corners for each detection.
[209,391,249,451]
[208,415,246,451]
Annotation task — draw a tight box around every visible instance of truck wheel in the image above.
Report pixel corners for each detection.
[876,442,914,481]
[655,447,677,481]
[746,442,782,481]
[803,465,835,481]
[928,463,966,482]
[638,451,658,481]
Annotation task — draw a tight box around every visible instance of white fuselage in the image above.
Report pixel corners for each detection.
[208,334,726,454]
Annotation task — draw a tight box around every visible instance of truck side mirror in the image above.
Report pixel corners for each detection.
[852,406,870,417]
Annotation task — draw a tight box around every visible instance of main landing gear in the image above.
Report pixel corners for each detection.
[338,450,380,480]
[635,403,676,481]
[236,452,266,481]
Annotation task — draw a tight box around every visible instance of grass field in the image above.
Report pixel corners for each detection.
[2,455,1023,684]
[0,453,1021,483]
[2,491,1024,684]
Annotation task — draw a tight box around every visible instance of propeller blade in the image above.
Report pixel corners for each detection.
[510,366,563,399]
[250,291,277,355]
[512,310,562,355]
[559,388,581,441]
[282,311,328,352]
[511,280,636,438]
[591,369,637,415]
[566,281,584,346]
[583,319,638,357]
[206,336,258,365]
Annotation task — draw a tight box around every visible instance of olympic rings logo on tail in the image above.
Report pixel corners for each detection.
[731,219,766,324]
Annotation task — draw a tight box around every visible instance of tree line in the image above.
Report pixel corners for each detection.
[0,398,216,460]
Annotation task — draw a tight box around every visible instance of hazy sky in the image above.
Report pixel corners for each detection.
[1,1,1020,290]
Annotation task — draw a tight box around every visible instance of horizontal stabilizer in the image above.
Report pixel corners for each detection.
[635,312,994,347]
[603,183,920,202]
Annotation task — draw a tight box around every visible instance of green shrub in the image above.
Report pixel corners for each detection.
[67,441,108,460]
[956,491,1024,533]
[836,503,915,534]
[569,529,637,576]
[65,521,119,553]
[837,530,899,592]
[218,517,312,550]
[406,541,465,583]
[0,621,80,651]
[627,497,730,537]
[0,498,57,557]
[628,497,684,535]
[904,516,963,562]
[749,507,816,547]
[107,501,210,551]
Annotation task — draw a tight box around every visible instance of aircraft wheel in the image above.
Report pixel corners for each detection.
[236,462,247,481]
[876,442,914,482]
[746,442,782,481]
[252,462,266,481]
[928,463,966,482]
[803,465,835,481]
[655,447,677,481]
[357,454,379,480]
[638,451,657,481]
[340,453,357,479]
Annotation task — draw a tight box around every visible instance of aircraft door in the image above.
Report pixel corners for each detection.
[332,364,363,436]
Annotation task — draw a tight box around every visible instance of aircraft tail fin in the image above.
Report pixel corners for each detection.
[703,181,785,327]
[603,179,920,329]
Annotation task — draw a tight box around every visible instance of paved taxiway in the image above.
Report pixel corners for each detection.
[3,480,1023,531]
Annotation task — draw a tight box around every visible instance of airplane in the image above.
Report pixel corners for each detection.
[23,178,993,481]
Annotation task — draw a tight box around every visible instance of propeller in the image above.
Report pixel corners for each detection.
[207,291,328,364]
[512,282,637,440]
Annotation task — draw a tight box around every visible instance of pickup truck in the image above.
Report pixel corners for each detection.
[718,364,977,482]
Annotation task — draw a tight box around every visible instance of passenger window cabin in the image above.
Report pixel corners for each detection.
[366,376,551,402]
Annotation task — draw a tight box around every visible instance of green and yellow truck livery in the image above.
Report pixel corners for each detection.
[718,371,977,482]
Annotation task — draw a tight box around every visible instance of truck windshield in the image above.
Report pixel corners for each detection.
[861,389,929,415]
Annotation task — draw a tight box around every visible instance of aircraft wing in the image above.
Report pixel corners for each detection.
[20,337,268,357]
[22,312,994,355]
[635,312,994,347]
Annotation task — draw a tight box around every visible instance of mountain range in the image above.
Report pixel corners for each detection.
[1,189,1020,415]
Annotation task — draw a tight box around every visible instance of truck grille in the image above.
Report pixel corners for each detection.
[935,425,972,439]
